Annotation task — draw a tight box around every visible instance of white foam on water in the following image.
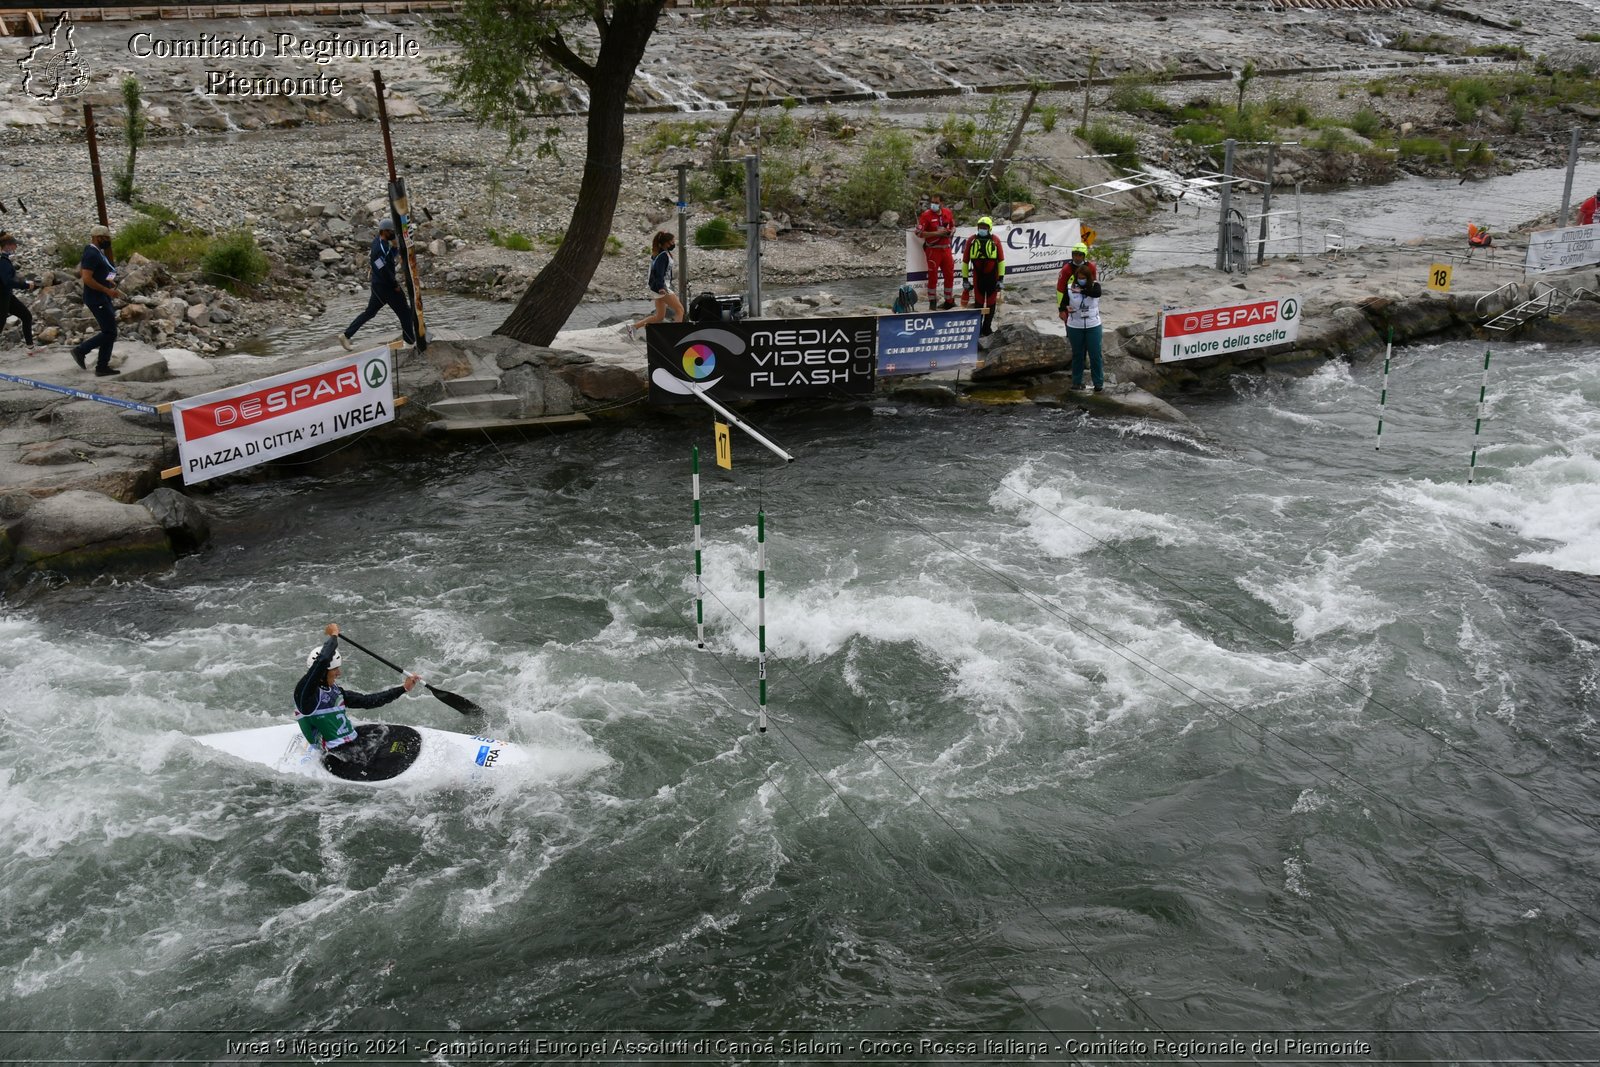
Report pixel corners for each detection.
[1236,540,1397,642]
[990,462,1195,558]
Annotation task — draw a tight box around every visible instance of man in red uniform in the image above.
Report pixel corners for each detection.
[962,216,1006,336]
[916,192,956,310]
[1578,187,1599,227]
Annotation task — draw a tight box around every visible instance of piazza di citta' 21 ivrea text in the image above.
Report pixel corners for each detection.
[124,29,423,96]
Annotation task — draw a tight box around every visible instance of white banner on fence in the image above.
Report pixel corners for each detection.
[1525,223,1600,274]
[171,348,395,485]
[904,218,1082,283]
[1157,294,1303,363]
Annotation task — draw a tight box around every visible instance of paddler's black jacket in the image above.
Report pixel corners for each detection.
[294,636,405,717]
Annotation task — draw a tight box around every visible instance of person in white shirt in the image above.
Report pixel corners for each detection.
[1060,264,1104,393]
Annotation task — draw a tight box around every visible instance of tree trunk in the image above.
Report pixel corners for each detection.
[494,2,661,346]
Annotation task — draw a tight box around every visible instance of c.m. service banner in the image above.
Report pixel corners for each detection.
[904,218,1082,283]
[647,319,876,404]
[171,348,395,484]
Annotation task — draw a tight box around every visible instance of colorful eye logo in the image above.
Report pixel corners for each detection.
[682,344,717,379]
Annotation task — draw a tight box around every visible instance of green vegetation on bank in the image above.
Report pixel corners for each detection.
[49,204,268,294]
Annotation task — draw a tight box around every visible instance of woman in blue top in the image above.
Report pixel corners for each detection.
[622,231,683,341]
[0,232,38,355]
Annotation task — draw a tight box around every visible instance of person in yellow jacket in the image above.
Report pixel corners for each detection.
[961,217,1006,336]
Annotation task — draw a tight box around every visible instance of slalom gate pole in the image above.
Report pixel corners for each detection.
[1374,327,1393,451]
[1467,347,1492,484]
[757,510,767,734]
[692,446,705,649]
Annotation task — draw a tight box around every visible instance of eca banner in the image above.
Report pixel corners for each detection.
[171,348,395,484]
[904,218,1082,283]
[1157,294,1302,363]
[1525,223,1600,274]
[877,310,983,376]
[647,319,876,404]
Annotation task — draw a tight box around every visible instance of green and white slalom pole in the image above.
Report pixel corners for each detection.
[1374,327,1393,451]
[757,509,768,734]
[1467,347,1492,484]
[692,446,705,649]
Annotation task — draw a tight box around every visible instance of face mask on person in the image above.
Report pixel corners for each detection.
[978,227,991,237]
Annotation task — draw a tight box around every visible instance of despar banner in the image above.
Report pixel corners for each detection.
[877,310,983,376]
[171,348,395,484]
[904,218,1082,283]
[1157,294,1302,363]
[647,318,876,404]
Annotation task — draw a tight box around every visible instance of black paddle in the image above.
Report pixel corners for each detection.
[339,634,485,716]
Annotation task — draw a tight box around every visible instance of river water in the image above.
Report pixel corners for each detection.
[3,335,1599,1063]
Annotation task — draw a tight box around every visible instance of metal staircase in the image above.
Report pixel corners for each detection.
[1478,281,1600,333]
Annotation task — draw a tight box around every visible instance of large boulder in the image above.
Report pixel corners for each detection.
[11,489,175,578]
[139,487,211,555]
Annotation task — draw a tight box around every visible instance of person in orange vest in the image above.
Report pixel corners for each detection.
[1055,242,1097,308]
[962,216,1006,336]
[1578,187,1598,227]
[915,192,956,310]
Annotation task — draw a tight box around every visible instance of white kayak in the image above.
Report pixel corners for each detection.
[195,721,607,788]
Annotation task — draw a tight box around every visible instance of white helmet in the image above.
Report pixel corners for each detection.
[306,646,342,670]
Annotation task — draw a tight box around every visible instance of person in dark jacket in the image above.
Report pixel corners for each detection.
[294,622,418,759]
[71,224,120,376]
[0,232,38,355]
[623,231,683,341]
[339,222,415,351]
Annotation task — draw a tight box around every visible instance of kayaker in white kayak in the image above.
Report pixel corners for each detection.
[294,622,419,760]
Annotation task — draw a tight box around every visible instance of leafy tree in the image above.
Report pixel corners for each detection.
[438,0,666,345]
[114,76,146,204]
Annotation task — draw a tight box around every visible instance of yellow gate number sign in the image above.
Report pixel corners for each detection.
[1427,263,1453,292]
[1078,225,1097,248]
[714,421,732,470]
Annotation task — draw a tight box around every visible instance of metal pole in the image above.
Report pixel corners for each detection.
[374,71,426,354]
[756,509,767,734]
[1558,127,1580,226]
[744,154,762,317]
[691,445,705,649]
[83,104,109,237]
[1374,328,1393,451]
[1256,143,1276,266]
[684,383,794,462]
[1467,348,1492,484]
[1215,138,1236,271]
[675,163,690,311]
[1295,182,1304,258]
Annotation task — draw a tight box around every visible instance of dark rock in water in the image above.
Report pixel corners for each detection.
[139,487,212,556]
[569,364,647,402]
[882,382,961,406]
[11,489,174,579]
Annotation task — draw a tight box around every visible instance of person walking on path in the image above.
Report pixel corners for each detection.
[0,232,39,356]
[1061,263,1104,393]
[71,224,121,377]
[339,222,415,351]
[623,231,682,341]
[962,216,1006,336]
[1578,187,1598,227]
[916,192,956,310]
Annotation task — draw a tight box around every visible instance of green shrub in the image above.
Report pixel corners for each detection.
[1348,108,1383,138]
[642,120,712,154]
[1398,136,1449,162]
[1107,75,1164,115]
[832,129,914,222]
[760,153,809,215]
[1081,122,1139,171]
[694,216,745,249]
[1580,32,1600,43]
[1310,127,1351,151]
[113,213,209,270]
[486,228,534,252]
[767,110,804,148]
[1447,77,1494,122]
[200,230,269,293]
[605,235,623,256]
[1038,104,1060,132]
[50,230,83,269]
[1175,122,1224,146]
